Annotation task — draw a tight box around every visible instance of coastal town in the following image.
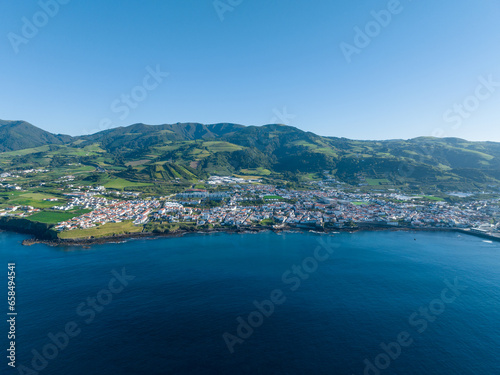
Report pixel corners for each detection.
[24,180,495,240]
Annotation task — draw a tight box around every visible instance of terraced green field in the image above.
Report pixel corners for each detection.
[203,141,244,153]
[2,121,500,195]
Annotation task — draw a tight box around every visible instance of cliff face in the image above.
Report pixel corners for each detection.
[0,217,57,240]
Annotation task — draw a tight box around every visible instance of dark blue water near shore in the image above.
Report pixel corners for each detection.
[1,231,500,374]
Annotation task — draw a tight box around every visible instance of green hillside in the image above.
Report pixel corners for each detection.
[1,120,500,192]
[0,120,72,152]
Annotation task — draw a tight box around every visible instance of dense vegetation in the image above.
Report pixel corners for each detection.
[1,120,500,192]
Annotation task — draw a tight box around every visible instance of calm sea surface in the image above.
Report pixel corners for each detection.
[1,230,499,374]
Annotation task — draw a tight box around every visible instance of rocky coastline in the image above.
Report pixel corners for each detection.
[9,224,500,247]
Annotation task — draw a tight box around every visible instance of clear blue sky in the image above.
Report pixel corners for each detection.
[1,0,499,140]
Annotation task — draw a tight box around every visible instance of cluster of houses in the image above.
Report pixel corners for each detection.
[147,198,491,229]
[1,169,48,179]
[54,199,161,231]
[160,185,494,229]
[207,176,262,185]
[14,183,493,235]
[59,175,76,182]
[176,189,229,202]
[0,205,40,217]
[0,183,22,190]
[0,172,19,179]
[53,193,116,211]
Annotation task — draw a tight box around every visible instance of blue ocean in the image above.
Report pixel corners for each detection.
[1,230,499,374]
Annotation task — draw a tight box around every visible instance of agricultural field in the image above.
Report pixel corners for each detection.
[104,178,153,190]
[300,173,323,181]
[125,159,151,167]
[203,141,244,153]
[27,209,91,224]
[2,121,500,196]
[0,191,66,209]
[0,145,51,157]
[239,168,272,176]
[366,178,391,186]
[58,221,143,239]
[421,196,445,202]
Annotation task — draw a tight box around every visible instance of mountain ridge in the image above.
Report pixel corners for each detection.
[1,119,499,191]
[0,118,484,144]
[0,120,73,152]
